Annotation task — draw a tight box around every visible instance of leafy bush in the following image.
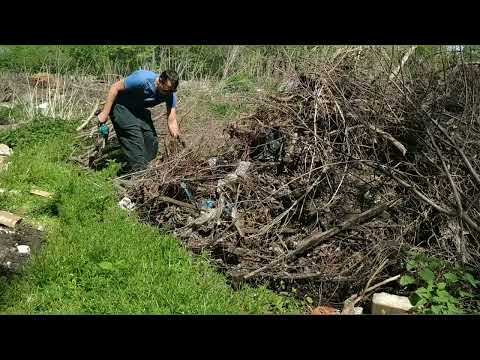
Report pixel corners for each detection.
[399,251,480,314]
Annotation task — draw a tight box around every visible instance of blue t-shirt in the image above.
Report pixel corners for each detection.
[116,70,177,110]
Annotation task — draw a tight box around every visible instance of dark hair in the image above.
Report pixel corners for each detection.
[160,69,179,91]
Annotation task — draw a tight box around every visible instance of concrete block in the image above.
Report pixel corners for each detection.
[372,292,413,315]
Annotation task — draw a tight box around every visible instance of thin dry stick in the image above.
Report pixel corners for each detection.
[77,99,100,131]
[369,124,407,156]
[428,128,467,260]
[417,105,480,188]
[377,164,480,233]
[341,274,401,314]
[389,46,418,82]
[157,196,198,210]
[427,129,463,218]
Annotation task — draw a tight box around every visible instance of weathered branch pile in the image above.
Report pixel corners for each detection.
[125,48,480,303]
[72,100,121,169]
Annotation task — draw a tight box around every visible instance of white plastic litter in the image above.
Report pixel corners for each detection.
[234,161,251,177]
[217,161,251,191]
[0,144,12,156]
[446,45,464,53]
[207,157,218,167]
[17,245,31,255]
[37,102,49,114]
[118,197,135,210]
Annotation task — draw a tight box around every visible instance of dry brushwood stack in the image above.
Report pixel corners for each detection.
[72,100,121,169]
[125,48,480,304]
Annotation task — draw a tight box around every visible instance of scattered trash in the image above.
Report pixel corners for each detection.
[201,199,215,209]
[30,189,53,198]
[0,144,12,156]
[223,203,233,217]
[234,161,251,178]
[446,45,464,53]
[251,128,284,162]
[188,195,225,228]
[217,161,251,191]
[118,197,135,211]
[1,223,44,276]
[37,102,49,114]
[0,210,22,228]
[16,245,30,255]
[37,225,44,231]
[180,182,194,201]
[353,307,363,315]
[207,157,218,167]
[0,226,15,234]
[372,292,413,315]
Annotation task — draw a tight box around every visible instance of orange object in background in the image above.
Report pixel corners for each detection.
[311,306,339,315]
[30,73,59,88]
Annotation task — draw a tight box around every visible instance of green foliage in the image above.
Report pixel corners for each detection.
[399,251,480,315]
[0,46,69,74]
[223,73,255,93]
[0,104,26,125]
[208,101,237,119]
[0,45,336,81]
[0,117,301,314]
[0,115,76,149]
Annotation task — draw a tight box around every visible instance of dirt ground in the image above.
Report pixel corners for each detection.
[0,223,43,277]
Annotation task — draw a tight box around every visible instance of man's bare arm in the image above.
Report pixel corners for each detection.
[98,80,125,123]
[167,107,180,138]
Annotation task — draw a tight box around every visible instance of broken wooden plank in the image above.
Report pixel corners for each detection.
[30,189,53,198]
[0,210,22,228]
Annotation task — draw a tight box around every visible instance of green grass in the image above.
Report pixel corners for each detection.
[0,117,301,314]
[207,101,245,119]
[0,104,26,126]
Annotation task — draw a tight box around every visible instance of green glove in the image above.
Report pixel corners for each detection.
[98,124,109,139]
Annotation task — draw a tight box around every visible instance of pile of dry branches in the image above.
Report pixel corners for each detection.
[124,48,480,304]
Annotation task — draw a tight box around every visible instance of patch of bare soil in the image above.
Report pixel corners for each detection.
[0,223,44,277]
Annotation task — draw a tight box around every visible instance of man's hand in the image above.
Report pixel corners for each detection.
[170,127,180,138]
[167,107,180,138]
[98,111,109,124]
